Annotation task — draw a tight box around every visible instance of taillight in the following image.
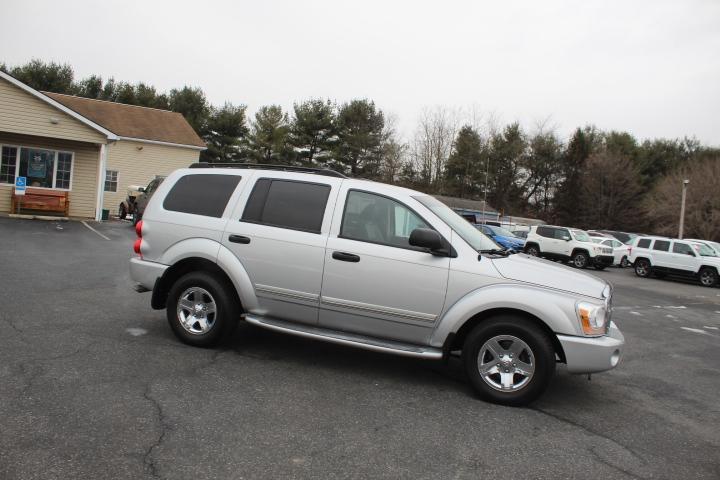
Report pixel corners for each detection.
[133,220,143,257]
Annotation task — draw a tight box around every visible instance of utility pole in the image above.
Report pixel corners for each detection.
[678,179,689,239]
[482,156,490,225]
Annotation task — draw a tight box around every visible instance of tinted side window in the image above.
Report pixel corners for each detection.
[637,238,651,248]
[163,174,240,217]
[536,226,554,238]
[653,240,670,252]
[555,228,570,240]
[672,242,694,255]
[340,190,430,249]
[241,179,330,233]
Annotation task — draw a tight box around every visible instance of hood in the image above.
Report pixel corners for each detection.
[491,253,608,299]
[496,235,525,247]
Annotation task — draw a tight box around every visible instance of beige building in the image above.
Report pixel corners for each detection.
[0,70,205,220]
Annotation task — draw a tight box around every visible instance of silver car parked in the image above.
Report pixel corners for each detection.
[130,163,624,406]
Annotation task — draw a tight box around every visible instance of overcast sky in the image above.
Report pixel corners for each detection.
[2,0,719,145]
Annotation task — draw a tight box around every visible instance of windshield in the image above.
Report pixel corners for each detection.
[571,229,591,242]
[413,196,500,251]
[693,243,717,257]
[487,225,516,237]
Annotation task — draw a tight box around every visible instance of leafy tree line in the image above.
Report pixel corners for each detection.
[3,59,719,239]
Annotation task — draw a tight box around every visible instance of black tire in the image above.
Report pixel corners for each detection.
[462,315,556,407]
[594,263,607,271]
[571,251,589,269]
[119,204,127,220]
[525,244,540,257]
[699,267,719,288]
[634,258,651,278]
[620,256,629,268]
[166,271,240,347]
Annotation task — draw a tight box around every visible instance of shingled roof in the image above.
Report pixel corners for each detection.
[42,92,205,148]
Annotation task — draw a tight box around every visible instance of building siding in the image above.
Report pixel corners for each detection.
[102,140,200,213]
[0,77,107,144]
[0,132,100,218]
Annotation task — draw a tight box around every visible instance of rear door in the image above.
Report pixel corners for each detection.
[650,239,672,269]
[536,226,562,255]
[223,172,343,325]
[319,185,451,344]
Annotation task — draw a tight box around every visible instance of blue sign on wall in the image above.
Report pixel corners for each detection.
[15,177,27,193]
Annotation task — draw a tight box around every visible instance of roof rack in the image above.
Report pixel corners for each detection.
[189,162,348,179]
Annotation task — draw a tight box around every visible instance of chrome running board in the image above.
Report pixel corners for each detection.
[244,315,443,360]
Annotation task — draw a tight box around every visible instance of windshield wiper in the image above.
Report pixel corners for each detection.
[479,248,514,256]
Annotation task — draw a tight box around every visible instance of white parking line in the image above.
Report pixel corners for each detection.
[681,327,712,336]
[704,326,719,330]
[81,221,110,240]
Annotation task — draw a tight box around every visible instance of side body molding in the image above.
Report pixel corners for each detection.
[429,283,582,348]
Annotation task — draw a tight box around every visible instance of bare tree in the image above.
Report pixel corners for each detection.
[378,113,408,183]
[645,156,720,240]
[411,106,459,191]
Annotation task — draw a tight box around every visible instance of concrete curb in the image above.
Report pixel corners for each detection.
[7,214,70,221]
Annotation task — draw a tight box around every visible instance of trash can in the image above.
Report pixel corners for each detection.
[101,209,110,221]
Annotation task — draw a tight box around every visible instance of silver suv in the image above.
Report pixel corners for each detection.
[130,164,624,406]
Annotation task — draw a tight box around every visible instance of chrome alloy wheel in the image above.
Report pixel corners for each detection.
[177,287,217,335]
[477,335,535,392]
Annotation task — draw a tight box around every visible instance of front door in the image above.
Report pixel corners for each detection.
[319,187,450,344]
[223,173,343,325]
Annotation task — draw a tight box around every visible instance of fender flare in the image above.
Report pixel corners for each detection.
[429,283,580,348]
[156,238,259,312]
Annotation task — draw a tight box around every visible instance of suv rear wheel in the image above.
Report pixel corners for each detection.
[634,258,651,278]
[572,251,589,269]
[525,244,540,257]
[699,267,719,287]
[166,271,240,347]
[462,315,555,407]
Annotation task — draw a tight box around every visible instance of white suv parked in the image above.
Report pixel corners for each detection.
[130,164,624,406]
[628,237,720,287]
[524,226,615,270]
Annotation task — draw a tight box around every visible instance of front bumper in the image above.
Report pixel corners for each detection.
[129,257,168,291]
[557,321,624,374]
[594,255,614,266]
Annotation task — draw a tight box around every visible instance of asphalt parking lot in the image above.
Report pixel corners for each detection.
[1,217,719,480]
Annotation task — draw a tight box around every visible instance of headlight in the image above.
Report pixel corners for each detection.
[576,302,608,336]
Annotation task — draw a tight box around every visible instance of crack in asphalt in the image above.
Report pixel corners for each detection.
[531,407,647,473]
[143,383,169,480]
[140,349,224,479]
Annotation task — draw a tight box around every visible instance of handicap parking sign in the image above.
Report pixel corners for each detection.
[15,176,26,195]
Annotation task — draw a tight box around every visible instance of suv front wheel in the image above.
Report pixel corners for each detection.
[166,271,240,347]
[462,315,555,407]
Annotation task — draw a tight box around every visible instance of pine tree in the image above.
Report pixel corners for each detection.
[201,103,249,162]
[246,105,291,163]
[445,125,483,198]
[335,99,385,176]
[289,99,336,166]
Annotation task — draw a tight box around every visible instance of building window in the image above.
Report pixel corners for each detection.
[104,170,118,192]
[0,146,17,184]
[0,145,73,189]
